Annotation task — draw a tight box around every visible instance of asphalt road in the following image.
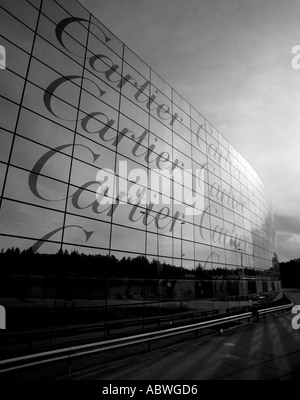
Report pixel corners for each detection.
[65,288,300,380]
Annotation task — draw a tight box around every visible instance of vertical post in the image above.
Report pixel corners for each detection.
[157,224,160,278]
[180,222,185,279]
[0,305,6,330]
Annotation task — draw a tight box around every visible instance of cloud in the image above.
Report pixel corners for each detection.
[276,233,300,262]
[274,214,300,236]
[274,214,300,261]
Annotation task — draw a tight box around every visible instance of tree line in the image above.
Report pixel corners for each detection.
[0,247,278,280]
[279,258,300,288]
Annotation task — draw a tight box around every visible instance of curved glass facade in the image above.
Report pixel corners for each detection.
[0,0,278,277]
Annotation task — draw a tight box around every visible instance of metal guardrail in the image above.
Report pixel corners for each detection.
[0,312,252,375]
[0,298,294,376]
[255,289,294,319]
[256,302,294,319]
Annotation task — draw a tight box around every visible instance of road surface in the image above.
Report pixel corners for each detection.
[65,289,300,380]
[3,289,299,380]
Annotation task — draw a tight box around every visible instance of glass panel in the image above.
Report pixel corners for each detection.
[0,68,24,103]
[150,86,172,115]
[209,199,224,219]
[156,234,172,258]
[17,107,75,152]
[80,80,119,114]
[116,174,148,206]
[150,70,171,99]
[64,213,110,250]
[173,236,194,260]
[172,103,189,129]
[67,183,113,223]
[144,207,175,237]
[122,63,149,99]
[11,135,72,182]
[195,203,211,232]
[172,218,193,241]
[42,0,89,48]
[0,235,59,253]
[146,231,159,259]
[111,224,145,254]
[26,0,41,9]
[37,14,86,63]
[77,106,118,152]
[149,133,173,162]
[62,243,107,256]
[70,158,103,188]
[0,162,6,193]
[120,96,148,129]
[173,132,192,159]
[28,58,81,107]
[226,249,238,268]
[173,90,190,116]
[0,97,19,132]
[33,34,83,77]
[55,0,90,20]
[124,46,150,81]
[90,15,123,57]
[86,38,122,81]
[83,69,120,111]
[194,243,212,265]
[74,134,116,171]
[173,120,191,143]
[191,121,206,152]
[117,135,148,168]
[22,82,77,130]
[173,179,194,207]
[4,166,68,211]
[149,168,172,205]
[0,7,35,52]
[192,148,207,168]
[150,116,172,143]
[206,133,220,163]
[208,174,222,203]
[173,148,192,170]
[191,109,205,130]
[0,37,30,78]
[220,165,232,186]
[1,0,39,30]
[211,247,226,268]
[112,203,146,231]
[0,198,64,241]
[206,121,219,141]
[223,206,235,224]
[0,130,13,163]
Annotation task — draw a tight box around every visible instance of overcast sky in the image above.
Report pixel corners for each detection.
[78,0,300,262]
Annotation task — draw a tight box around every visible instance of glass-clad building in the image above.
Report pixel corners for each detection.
[0,0,281,342]
[0,0,277,271]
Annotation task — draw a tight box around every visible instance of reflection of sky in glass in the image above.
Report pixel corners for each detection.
[0,0,276,271]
